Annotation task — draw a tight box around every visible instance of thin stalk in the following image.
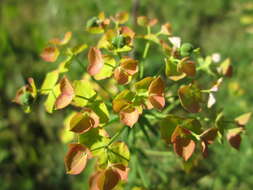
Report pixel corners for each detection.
[142,42,150,59]
[140,42,150,79]
[144,149,173,156]
[90,145,107,152]
[107,126,127,146]
[75,95,90,101]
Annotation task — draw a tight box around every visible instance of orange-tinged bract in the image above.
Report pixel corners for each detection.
[49,31,72,45]
[120,107,139,127]
[114,11,129,24]
[235,112,252,126]
[40,47,59,62]
[64,143,92,175]
[173,136,196,161]
[69,110,99,134]
[55,76,74,110]
[178,84,202,113]
[227,130,242,150]
[89,164,129,190]
[88,47,104,76]
[160,23,172,35]
[148,77,165,109]
[120,58,138,75]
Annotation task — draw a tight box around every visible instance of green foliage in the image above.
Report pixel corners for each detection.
[1,0,253,190]
[13,9,252,190]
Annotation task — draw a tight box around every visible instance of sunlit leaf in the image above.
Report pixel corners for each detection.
[86,17,104,34]
[55,76,74,109]
[114,67,130,85]
[27,77,37,98]
[12,86,33,112]
[120,107,139,127]
[210,78,223,92]
[41,70,59,94]
[120,58,139,76]
[64,143,91,175]
[178,60,196,77]
[94,55,116,80]
[218,58,233,77]
[201,141,209,158]
[13,78,37,109]
[89,164,129,190]
[173,136,195,161]
[113,90,135,112]
[134,77,154,92]
[120,26,135,40]
[60,112,76,143]
[160,115,181,144]
[160,23,172,35]
[160,115,202,144]
[178,84,202,113]
[148,95,165,110]
[160,40,172,54]
[71,44,88,55]
[148,76,164,95]
[148,77,165,109]
[207,93,216,108]
[49,31,72,45]
[79,128,109,148]
[90,100,110,124]
[44,84,60,113]
[235,112,251,126]
[87,47,104,76]
[148,18,158,26]
[72,80,96,107]
[69,110,99,134]
[137,16,149,26]
[144,34,159,44]
[115,11,129,24]
[168,36,181,48]
[165,58,185,81]
[108,141,130,166]
[97,29,116,49]
[113,99,130,113]
[137,16,157,27]
[58,56,72,73]
[40,46,60,62]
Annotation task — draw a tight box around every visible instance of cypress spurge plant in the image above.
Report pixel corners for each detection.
[13,12,251,189]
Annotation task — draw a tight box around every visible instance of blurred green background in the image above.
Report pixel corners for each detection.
[1,0,253,189]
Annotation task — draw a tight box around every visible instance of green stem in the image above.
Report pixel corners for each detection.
[144,149,173,156]
[107,126,127,146]
[104,116,119,127]
[162,99,180,114]
[139,42,150,79]
[90,145,107,152]
[38,88,52,93]
[201,89,211,93]
[142,42,150,59]
[75,95,90,101]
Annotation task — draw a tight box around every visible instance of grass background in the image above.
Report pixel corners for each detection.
[0,0,253,189]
